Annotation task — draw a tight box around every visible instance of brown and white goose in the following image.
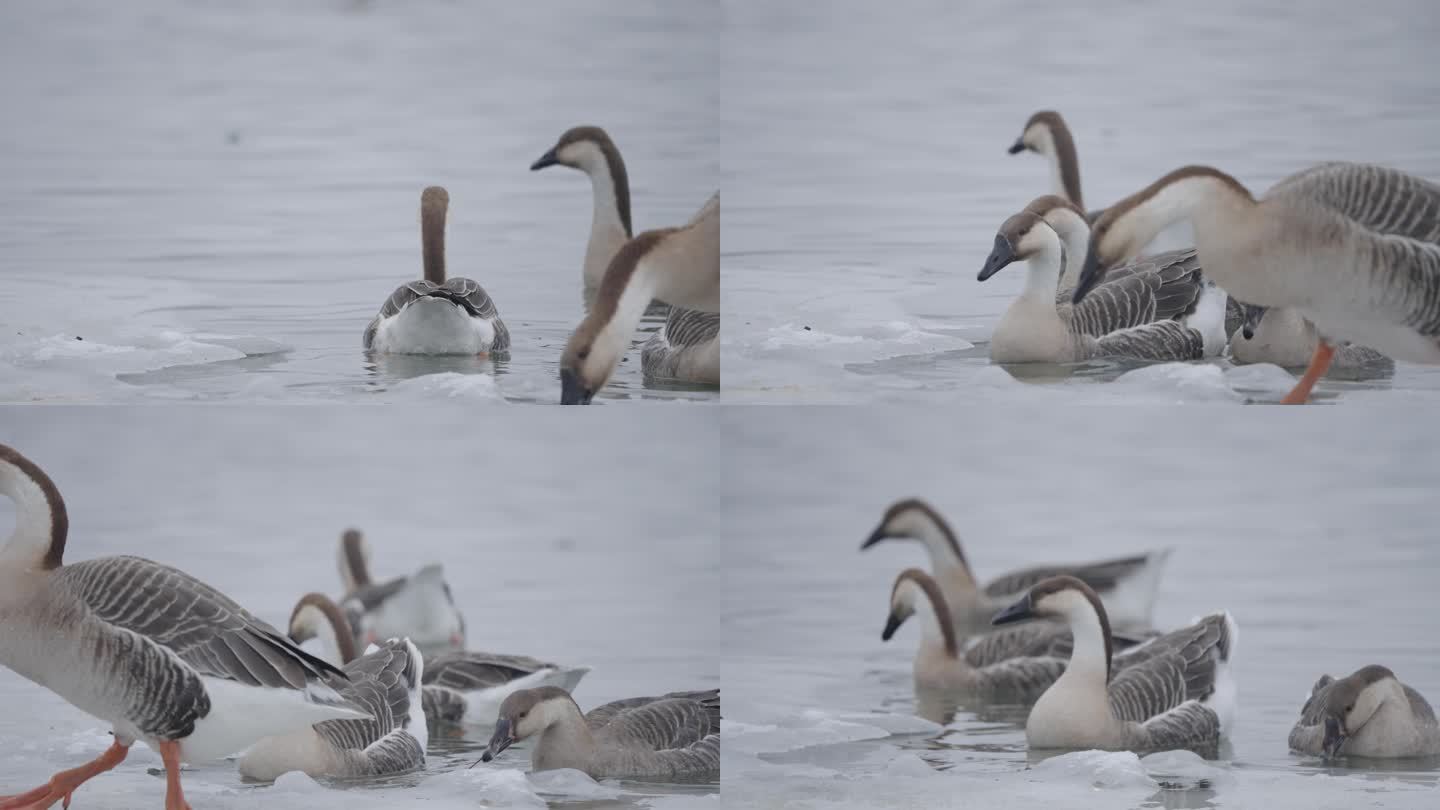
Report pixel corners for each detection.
[477,686,720,780]
[364,186,509,355]
[559,192,720,404]
[1008,111,1095,220]
[0,444,367,810]
[1289,665,1440,758]
[531,126,720,387]
[288,592,590,727]
[993,576,1237,757]
[862,499,1170,636]
[977,210,1229,363]
[1075,162,1440,403]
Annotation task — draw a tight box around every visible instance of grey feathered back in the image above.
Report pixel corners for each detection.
[984,554,1156,600]
[424,651,557,691]
[312,639,425,775]
[584,689,720,779]
[53,555,349,741]
[363,278,510,351]
[1107,613,1234,756]
[1062,249,1203,337]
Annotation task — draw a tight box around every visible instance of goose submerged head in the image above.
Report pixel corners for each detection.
[479,686,579,763]
[978,212,1060,282]
[1076,166,1253,303]
[1321,665,1401,758]
[559,325,614,405]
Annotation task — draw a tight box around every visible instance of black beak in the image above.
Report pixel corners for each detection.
[860,524,891,551]
[559,367,593,405]
[991,592,1034,626]
[978,234,1016,282]
[1322,716,1347,758]
[1240,304,1268,341]
[881,613,904,641]
[530,147,559,171]
[1007,138,1027,155]
[1071,242,1107,303]
[475,717,515,765]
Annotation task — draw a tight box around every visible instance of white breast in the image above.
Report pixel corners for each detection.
[371,298,498,355]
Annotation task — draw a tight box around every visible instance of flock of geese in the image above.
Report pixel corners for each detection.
[0,443,719,810]
[987,110,1438,403]
[862,498,1440,760]
[365,124,719,404]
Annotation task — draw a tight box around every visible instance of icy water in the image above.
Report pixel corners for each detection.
[0,0,718,405]
[721,407,1440,809]
[721,0,1440,405]
[0,407,719,809]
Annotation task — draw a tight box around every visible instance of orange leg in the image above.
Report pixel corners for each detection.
[1280,341,1336,404]
[158,741,191,810]
[0,738,129,810]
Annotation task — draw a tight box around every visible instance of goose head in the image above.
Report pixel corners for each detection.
[1023,194,1088,242]
[880,568,957,657]
[0,443,68,572]
[1075,166,1254,303]
[1320,665,1402,758]
[479,686,581,763]
[1008,110,1065,157]
[993,575,1113,679]
[861,499,976,583]
[531,125,620,176]
[1238,303,1268,341]
[978,211,1061,282]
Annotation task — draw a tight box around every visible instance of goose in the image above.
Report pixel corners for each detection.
[477,686,720,781]
[1075,162,1440,403]
[0,443,368,810]
[531,125,720,387]
[883,569,1066,700]
[559,192,720,404]
[1289,665,1440,758]
[238,638,427,781]
[978,209,1229,364]
[363,186,510,355]
[335,528,466,658]
[1008,111,1095,219]
[862,498,1170,635]
[1023,194,1246,338]
[992,576,1237,757]
[1230,304,1390,372]
[288,592,591,727]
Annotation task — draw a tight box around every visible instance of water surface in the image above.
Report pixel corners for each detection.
[722,0,1440,404]
[0,407,719,808]
[0,0,718,404]
[721,406,1440,808]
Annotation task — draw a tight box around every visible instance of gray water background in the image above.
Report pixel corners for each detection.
[0,0,718,404]
[721,0,1440,404]
[0,406,719,808]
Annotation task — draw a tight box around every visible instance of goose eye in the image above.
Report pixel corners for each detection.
[1345,704,1354,713]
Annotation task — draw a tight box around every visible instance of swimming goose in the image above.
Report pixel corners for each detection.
[335,528,466,658]
[559,192,720,404]
[363,186,510,355]
[288,592,591,726]
[1230,304,1390,372]
[238,638,427,781]
[1289,665,1440,758]
[993,576,1237,757]
[478,686,720,781]
[532,125,719,386]
[1023,194,1246,338]
[884,569,1066,700]
[979,210,1229,364]
[1075,162,1440,403]
[0,443,368,810]
[862,498,1170,635]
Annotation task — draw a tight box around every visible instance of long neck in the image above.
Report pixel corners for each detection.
[532,702,597,771]
[318,601,358,664]
[583,230,666,385]
[1020,241,1065,305]
[422,202,446,284]
[581,149,633,289]
[1130,170,1256,253]
[1058,598,1113,687]
[1045,212,1090,290]
[338,530,370,591]
[1040,124,1083,210]
[911,515,977,591]
[914,578,960,660]
[1361,680,1421,739]
[0,448,66,571]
